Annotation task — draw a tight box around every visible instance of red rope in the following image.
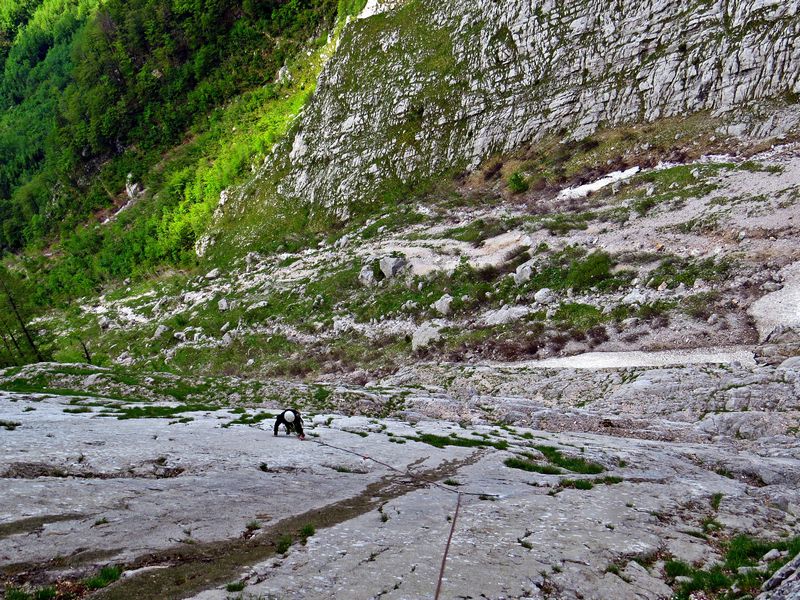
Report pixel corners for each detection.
[434,492,462,600]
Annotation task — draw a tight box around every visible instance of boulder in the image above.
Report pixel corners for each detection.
[359,265,377,287]
[205,268,221,280]
[483,306,530,326]
[514,261,535,285]
[412,324,442,351]
[623,289,647,305]
[218,298,229,312]
[433,294,453,315]
[379,256,407,279]
[534,288,555,305]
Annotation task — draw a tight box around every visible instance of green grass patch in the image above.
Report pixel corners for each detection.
[504,457,562,474]
[85,565,122,590]
[223,411,274,428]
[407,433,509,451]
[114,403,219,420]
[276,534,293,554]
[559,479,594,490]
[534,445,604,474]
[666,534,800,599]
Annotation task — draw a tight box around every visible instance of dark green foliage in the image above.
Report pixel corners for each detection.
[300,523,315,538]
[0,0,352,308]
[507,171,529,193]
[225,582,245,592]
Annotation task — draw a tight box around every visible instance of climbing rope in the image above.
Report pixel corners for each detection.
[307,436,500,599]
[434,491,462,600]
[309,437,497,498]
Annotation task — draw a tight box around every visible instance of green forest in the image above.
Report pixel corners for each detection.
[0,0,367,367]
[0,0,363,295]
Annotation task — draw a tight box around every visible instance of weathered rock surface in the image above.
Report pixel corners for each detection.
[246,0,800,214]
[1,362,798,599]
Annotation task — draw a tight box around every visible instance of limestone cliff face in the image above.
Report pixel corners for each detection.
[243,0,800,216]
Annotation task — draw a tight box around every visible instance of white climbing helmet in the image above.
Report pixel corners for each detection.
[284,411,295,423]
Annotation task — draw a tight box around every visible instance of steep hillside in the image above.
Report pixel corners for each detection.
[212,0,800,252]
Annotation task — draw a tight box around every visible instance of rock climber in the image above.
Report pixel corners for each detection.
[274,408,305,440]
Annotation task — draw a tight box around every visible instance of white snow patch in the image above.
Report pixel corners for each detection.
[558,167,640,200]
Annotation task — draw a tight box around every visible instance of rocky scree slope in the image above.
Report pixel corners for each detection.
[214,0,800,232]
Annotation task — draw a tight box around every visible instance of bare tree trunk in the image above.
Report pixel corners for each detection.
[0,275,43,362]
[78,337,92,364]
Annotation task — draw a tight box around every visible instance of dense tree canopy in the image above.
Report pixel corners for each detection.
[0,0,349,305]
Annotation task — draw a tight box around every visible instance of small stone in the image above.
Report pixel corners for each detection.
[763,549,783,562]
[433,294,453,316]
[514,261,534,285]
[206,268,221,280]
[218,298,229,311]
[534,288,555,305]
[153,325,170,339]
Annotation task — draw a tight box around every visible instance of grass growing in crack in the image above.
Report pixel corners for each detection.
[223,412,274,428]
[504,457,562,475]
[443,479,462,486]
[114,404,218,420]
[701,516,722,534]
[1,420,21,430]
[246,521,261,532]
[225,582,246,592]
[710,492,723,511]
[275,534,293,554]
[597,476,623,485]
[533,445,604,474]
[300,524,315,542]
[5,589,57,600]
[406,433,508,451]
[559,479,594,490]
[345,430,369,438]
[85,565,122,589]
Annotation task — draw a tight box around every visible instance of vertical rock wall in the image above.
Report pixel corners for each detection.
[238,0,800,216]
